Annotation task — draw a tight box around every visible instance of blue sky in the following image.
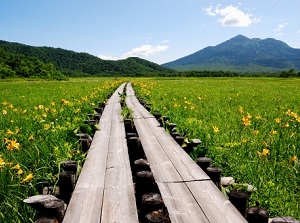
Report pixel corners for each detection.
[1,0,299,64]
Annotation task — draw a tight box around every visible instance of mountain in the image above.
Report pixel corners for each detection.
[0,40,175,76]
[162,35,300,72]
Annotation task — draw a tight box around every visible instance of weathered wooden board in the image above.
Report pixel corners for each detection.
[63,83,138,223]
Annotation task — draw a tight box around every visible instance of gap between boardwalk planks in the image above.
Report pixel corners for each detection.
[63,83,138,223]
[125,83,247,223]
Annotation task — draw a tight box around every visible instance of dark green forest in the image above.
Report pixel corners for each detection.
[0,40,175,77]
[0,48,66,80]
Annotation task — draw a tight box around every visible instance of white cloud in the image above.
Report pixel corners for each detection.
[121,44,169,58]
[274,23,289,36]
[98,44,169,61]
[204,4,260,27]
[98,55,118,60]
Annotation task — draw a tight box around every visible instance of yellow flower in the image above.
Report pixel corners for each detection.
[51,102,55,106]
[242,138,248,143]
[8,104,13,109]
[256,115,262,120]
[238,107,244,114]
[12,164,20,170]
[38,104,44,109]
[6,140,20,151]
[0,158,5,166]
[61,99,70,105]
[21,109,27,114]
[2,109,7,115]
[212,126,219,133]
[81,97,88,102]
[262,148,270,156]
[242,116,251,126]
[28,135,34,140]
[290,155,297,162]
[17,169,24,175]
[258,148,269,157]
[22,173,33,183]
[2,101,8,106]
[275,118,281,123]
[44,124,51,130]
[271,130,278,135]
[253,130,259,135]
[290,132,295,137]
[284,123,289,128]
[6,129,14,135]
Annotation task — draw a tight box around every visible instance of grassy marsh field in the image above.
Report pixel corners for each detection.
[133,77,300,219]
[0,78,122,222]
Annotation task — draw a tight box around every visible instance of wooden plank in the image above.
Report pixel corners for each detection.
[64,83,139,223]
[186,181,247,223]
[101,102,138,223]
[145,117,210,181]
[157,182,209,223]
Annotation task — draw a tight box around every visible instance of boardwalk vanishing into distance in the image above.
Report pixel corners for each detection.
[62,82,247,223]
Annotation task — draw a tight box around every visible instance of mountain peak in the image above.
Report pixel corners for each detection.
[162,35,300,72]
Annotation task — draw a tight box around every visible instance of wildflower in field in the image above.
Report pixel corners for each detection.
[190,106,195,110]
[21,109,27,114]
[242,138,248,143]
[256,115,262,120]
[271,130,278,135]
[258,148,269,157]
[8,104,13,109]
[61,99,70,105]
[173,103,179,107]
[17,169,24,175]
[290,155,297,163]
[253,130,259,135]
[275,118,281,123]
[22,173,33,183]
[238,106,244,114]
[263,141,269,147]
[81,96,88,102]
[28,135,34,141]
[6,140,20,150]
[290,132,295,137]
[2,101,8,106]
[44,124,51,130]
[242,116,251,126]
[0,158,5,166]
[284,123,289,128]
[6,129,14,135]
[2,109,7,115]
[51,102,55,106]
[212,126,219,133]
[12,164,20,170]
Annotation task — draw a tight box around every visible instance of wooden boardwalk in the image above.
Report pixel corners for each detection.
[63,83,139,223]
[125,83,247,223]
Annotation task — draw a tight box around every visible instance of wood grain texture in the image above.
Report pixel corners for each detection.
[125,83,247,223]
[63,83,138,223]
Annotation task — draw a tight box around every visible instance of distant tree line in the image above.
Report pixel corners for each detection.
[175,69,300,78]
[0,48,66,80]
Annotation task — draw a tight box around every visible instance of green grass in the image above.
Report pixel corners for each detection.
[0,78,124,222]
[132,77,300,219]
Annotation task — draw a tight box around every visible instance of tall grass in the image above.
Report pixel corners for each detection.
[0,78,123,222]
[132,77,300,219]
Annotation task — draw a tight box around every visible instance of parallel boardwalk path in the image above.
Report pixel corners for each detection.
[63,83,139,223]
[125,83,247,223]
